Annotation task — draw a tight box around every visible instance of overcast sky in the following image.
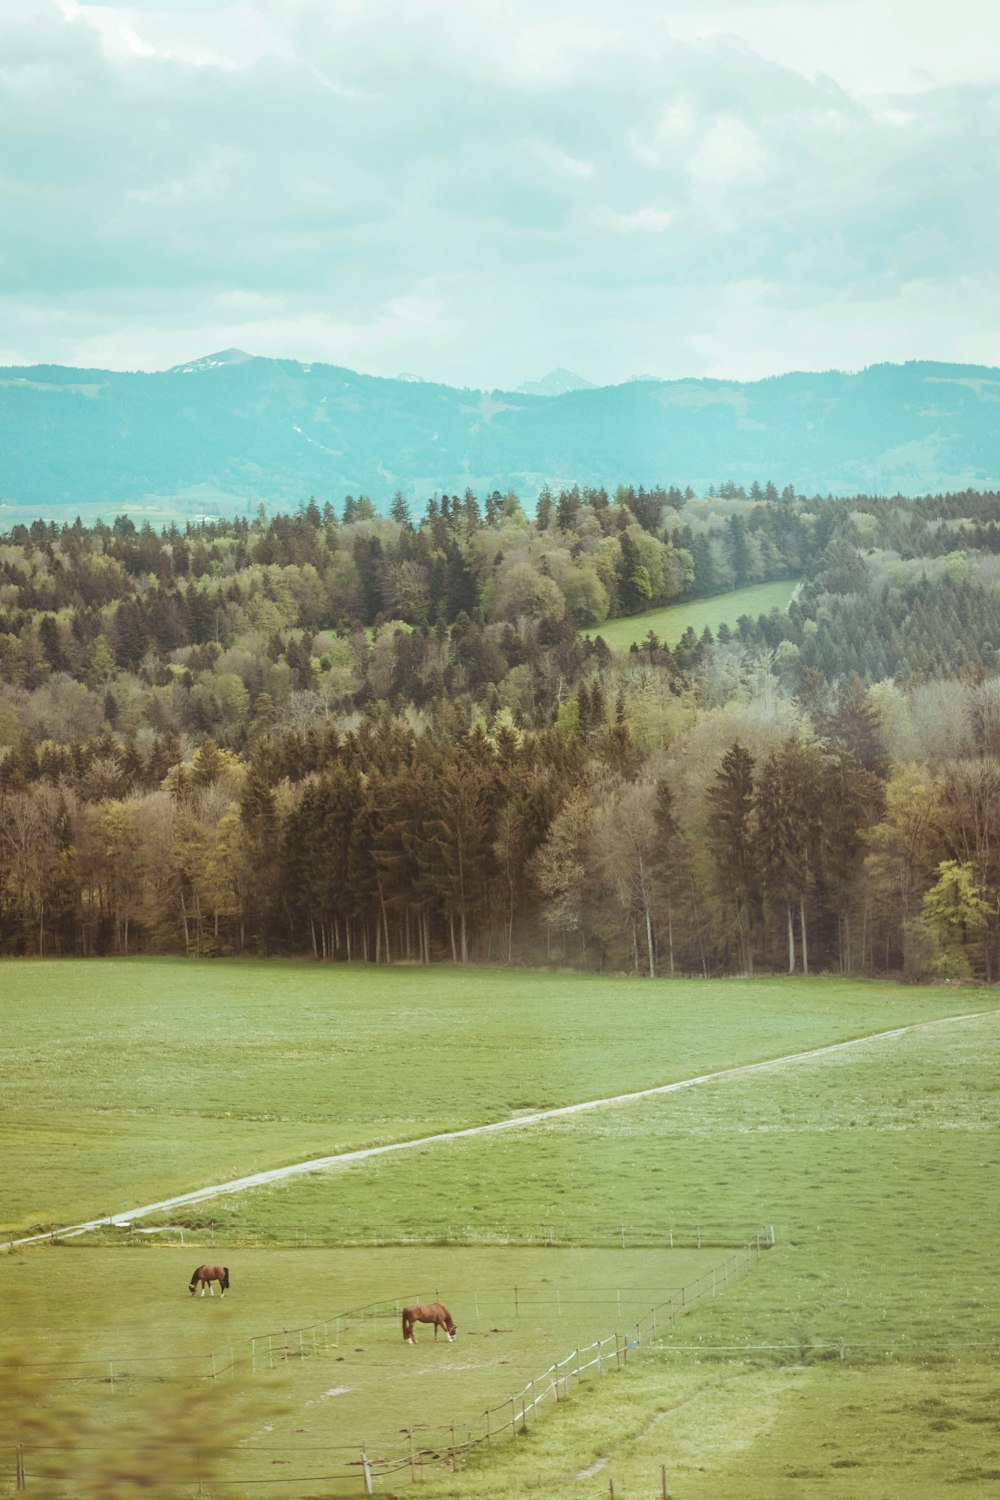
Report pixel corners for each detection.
[2,0,998,388]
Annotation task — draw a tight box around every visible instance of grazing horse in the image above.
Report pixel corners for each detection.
[402,1302,456,1343]
[189,1264,229,1297]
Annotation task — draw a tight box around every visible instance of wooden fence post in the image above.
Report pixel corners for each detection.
[661,1461,669,1497]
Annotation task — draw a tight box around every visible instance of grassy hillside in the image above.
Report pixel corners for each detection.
[590,579,798,651]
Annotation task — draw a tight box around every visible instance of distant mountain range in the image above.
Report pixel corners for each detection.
[2,353,999,524]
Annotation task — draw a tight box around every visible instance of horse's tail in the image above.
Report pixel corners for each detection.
[402,1308,412,1341]
[222,1267,230,1289]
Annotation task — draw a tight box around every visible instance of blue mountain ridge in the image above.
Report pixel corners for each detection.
[1,355,999,519]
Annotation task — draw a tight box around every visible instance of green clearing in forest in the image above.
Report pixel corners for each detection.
[590,578,798,651]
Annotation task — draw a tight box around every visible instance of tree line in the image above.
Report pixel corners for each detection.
[2,482,1000,979]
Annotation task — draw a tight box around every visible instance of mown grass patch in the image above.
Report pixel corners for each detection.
[589,579,799,652]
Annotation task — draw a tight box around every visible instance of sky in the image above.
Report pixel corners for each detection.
[2,0,999,389]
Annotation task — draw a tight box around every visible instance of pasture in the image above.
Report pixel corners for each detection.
[1,960,998,1496]
[0,1242,728,1493]
[587,579,798,652]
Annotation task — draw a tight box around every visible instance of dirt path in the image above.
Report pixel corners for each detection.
[6,1007,996,1251]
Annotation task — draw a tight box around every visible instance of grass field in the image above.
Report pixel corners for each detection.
[0,960,981,1236]
[1,960,998,1496]
[1,1242,733,1493]
[587,579,799,652]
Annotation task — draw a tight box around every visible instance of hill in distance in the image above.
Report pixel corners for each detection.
[2,354,1000,525]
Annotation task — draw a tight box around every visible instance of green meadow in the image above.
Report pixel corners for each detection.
[1,961,998,1496]
[587,579,799,652]
[0,960,978,1236]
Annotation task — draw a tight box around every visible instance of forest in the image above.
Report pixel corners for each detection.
[2,479,1000,980]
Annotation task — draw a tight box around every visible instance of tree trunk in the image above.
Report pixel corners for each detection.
[666,905,675,979]
[179,889,191,957]
[377,878,391,963]
[786,900,795,973]
[799,896,809,975]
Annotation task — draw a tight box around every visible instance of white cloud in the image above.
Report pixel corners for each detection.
[660,0,1000,97]
[690,117,771,187]
[3,0,1000,388]
[528,141,594,180]
[590,205,675,234]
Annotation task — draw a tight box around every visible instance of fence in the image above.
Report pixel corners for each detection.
[3,1230,775,1494]
[66,1218,775,1252]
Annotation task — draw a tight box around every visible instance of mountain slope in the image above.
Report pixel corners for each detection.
[1,356,999,519]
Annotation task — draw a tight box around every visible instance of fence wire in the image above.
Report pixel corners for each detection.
[4,1233,777,1494]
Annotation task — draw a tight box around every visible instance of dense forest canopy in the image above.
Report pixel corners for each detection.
[3,479,1000,981]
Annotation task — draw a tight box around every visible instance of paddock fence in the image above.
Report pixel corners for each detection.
[245,1228,775,1375]
[39,1217,775,1252]
[2,1232,776,1494]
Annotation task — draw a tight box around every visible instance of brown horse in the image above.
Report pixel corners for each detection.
[189,1264,229,1297]
[402,1302,456,1343]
